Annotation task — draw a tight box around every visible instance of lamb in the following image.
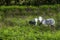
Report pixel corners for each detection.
[38,16,55,31]
[29,18,38,26]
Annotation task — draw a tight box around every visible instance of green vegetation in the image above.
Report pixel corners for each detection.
[0,5,60,40]
[0,0,59,6]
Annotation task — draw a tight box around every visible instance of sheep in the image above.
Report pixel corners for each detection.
[29,18,38,26]
[38,16,55,31]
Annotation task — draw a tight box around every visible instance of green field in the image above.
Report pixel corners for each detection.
[0,5,60,40]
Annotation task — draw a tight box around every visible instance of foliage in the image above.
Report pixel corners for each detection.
[0,0,59,6]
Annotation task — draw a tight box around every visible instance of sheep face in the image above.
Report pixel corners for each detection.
[38,16,43,23]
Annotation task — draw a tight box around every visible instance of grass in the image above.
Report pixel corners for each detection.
[0,15,59,40]
[0,5,60,40]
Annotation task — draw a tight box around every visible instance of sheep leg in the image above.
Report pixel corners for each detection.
[50,25,55,32]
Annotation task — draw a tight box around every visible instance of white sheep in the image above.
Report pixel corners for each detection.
[38,16,55,31]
